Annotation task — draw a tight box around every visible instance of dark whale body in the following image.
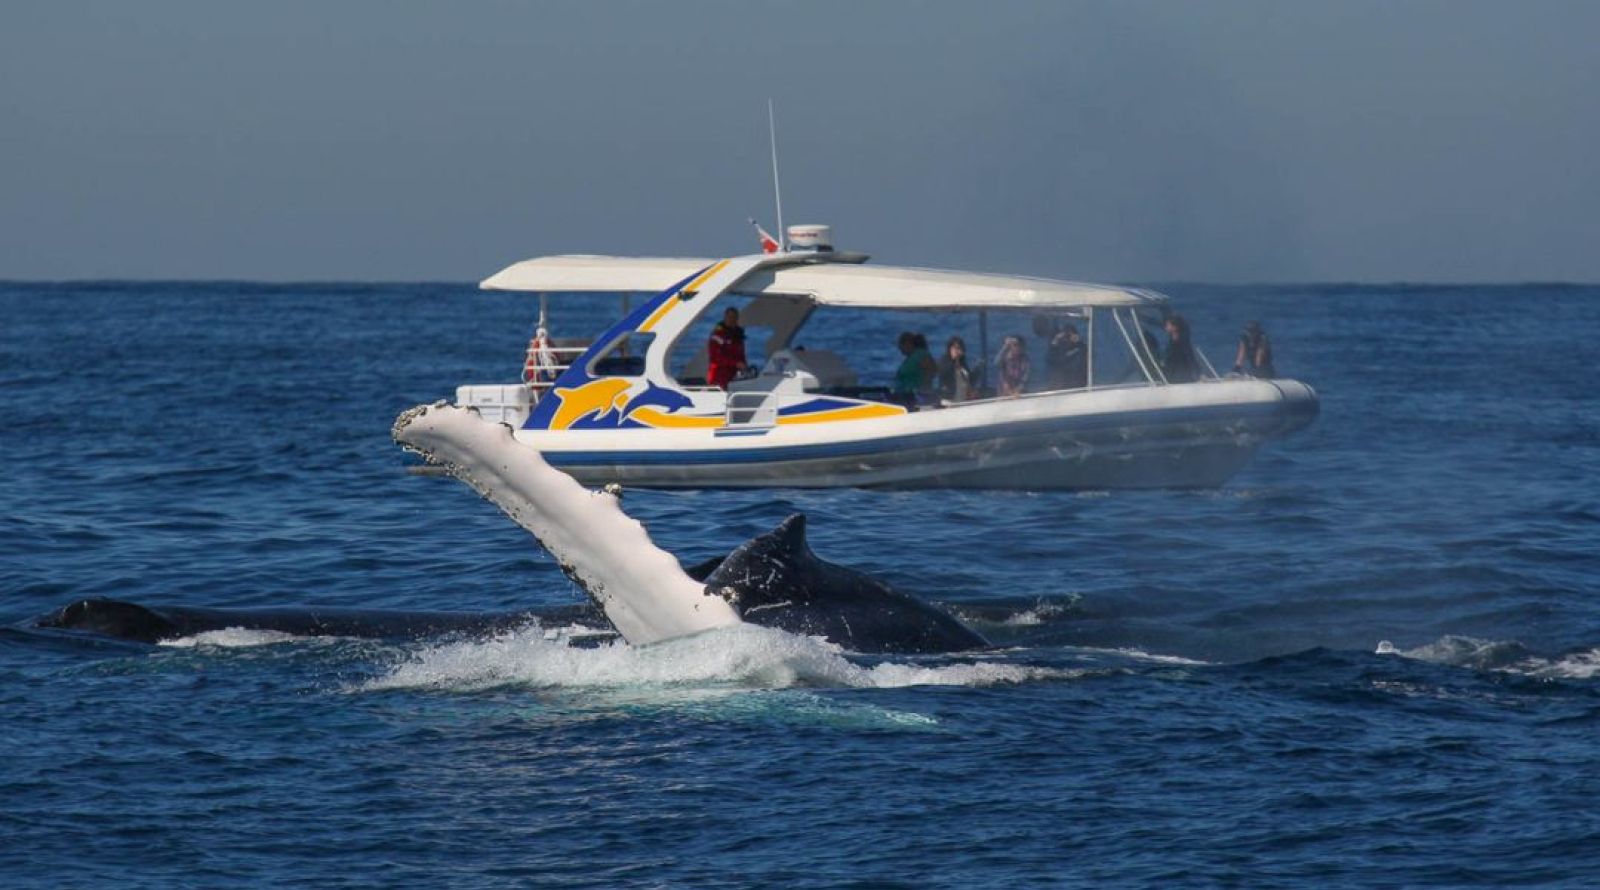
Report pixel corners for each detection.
[35,599,605,646]
[688,514,988,654]
[38,514,986,654]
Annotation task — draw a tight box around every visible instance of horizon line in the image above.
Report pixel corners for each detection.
[3,277,1597,289]
[3,276,1600,289]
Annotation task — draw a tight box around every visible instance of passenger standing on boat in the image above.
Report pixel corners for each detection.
[1161,315,1201,384]
[1233,321,1276,378]
[707,307,748,389]
[936,335,977,403]
[891,331,937,407]
[996,335,1030,397]
[1056,323,1088,390]
[1032,317,1084,391]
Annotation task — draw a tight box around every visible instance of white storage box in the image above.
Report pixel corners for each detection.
[455,384,532,426]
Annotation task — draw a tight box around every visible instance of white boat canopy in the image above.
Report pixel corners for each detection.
[480,255,1166,310]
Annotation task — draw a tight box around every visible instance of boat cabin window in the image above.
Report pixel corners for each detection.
[1084,307,1162,386]
[587,331,655,377]
[1082,306,1218,387]
[852,304,1215,399]
[665,293,811,387]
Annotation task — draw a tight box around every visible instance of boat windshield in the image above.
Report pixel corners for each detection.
[588,331,655,377]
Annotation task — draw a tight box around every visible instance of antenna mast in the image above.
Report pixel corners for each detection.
[767,98,785,251]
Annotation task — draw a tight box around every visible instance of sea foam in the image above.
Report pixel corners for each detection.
[361,622,1073,694]
[159,627,304,648]
[1377,635,1600,680]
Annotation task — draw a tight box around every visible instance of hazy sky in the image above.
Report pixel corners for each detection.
[3,1,1597,282]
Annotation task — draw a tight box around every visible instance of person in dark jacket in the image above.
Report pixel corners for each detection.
[1056,323,1088,390]
[936,335,977,403]
[1161,315,1201,384]
[1233,321,1276,378]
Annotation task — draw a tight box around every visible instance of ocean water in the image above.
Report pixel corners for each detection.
[2,280,1597,887]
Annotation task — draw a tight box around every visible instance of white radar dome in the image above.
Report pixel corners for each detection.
[786,224,833,252]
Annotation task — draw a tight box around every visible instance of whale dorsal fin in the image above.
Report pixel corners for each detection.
[772,513,808,553]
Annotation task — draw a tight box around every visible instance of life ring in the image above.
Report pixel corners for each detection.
[523,328,558,384]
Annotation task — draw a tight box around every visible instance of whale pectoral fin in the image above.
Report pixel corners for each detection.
[393,403,743,646]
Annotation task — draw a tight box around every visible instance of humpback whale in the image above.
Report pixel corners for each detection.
[33,404,987,654]
[34,515,984,654]
[392,402,987,654]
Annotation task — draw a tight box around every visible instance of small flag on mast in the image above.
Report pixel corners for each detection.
[749,218,780,254]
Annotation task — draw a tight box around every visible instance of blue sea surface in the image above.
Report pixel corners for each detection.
[2,280,1598,887]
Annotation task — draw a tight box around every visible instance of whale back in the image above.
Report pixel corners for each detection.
[37,599,183,644]
[34,598,606,645]
[702,514,988,654]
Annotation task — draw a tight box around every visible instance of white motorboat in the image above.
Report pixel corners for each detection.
[450,226,1317,489]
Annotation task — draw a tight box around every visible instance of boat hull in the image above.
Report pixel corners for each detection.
[509,379,1319,490]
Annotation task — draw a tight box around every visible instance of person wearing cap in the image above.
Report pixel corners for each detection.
[1234,321,1276,379]
[1056,323,1087,390]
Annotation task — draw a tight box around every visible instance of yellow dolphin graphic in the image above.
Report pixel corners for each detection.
[549,378,635,429]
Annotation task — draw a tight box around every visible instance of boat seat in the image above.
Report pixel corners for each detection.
[786,348,856,389]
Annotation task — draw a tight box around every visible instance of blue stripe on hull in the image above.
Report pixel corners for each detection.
[539,399,1312,468]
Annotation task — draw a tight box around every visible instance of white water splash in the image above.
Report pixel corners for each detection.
[1528,650,1600,680]
[1377,636,1600,680]
[1104,647,1210,666]
[998,602,1069,627]
[361,622,1073,694]
[159,627,305,648]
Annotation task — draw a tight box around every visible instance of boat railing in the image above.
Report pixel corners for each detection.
[522,344,590,401]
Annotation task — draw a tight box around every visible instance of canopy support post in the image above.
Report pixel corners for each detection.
[1086,307,1094,390]
[978,310,990,389]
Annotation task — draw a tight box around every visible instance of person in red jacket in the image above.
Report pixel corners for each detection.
[707,307,747,389]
